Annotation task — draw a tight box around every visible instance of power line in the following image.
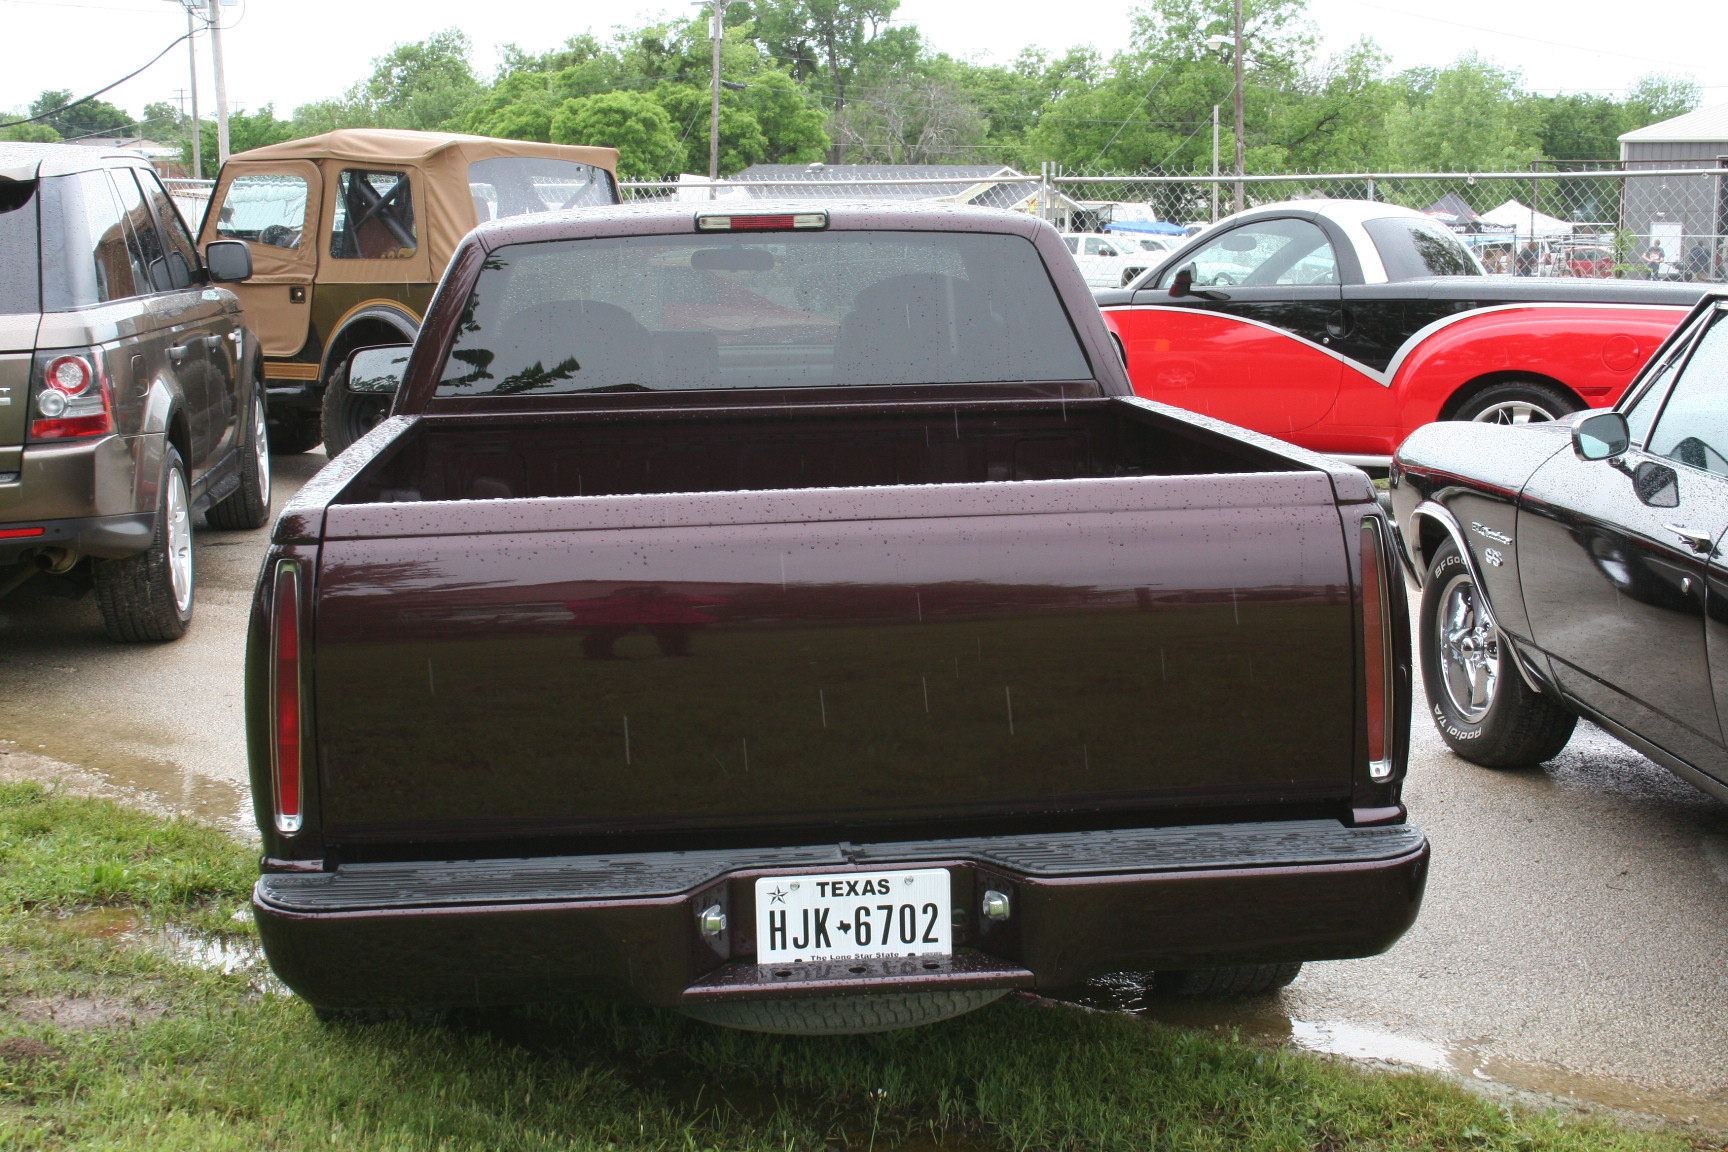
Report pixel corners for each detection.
[0,29,193,128]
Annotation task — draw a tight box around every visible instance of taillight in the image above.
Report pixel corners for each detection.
[31,350,113,439]
[270,560,305,834]
[1360,519,1394,780]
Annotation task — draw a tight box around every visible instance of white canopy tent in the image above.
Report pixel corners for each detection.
[1480,199,1574,238]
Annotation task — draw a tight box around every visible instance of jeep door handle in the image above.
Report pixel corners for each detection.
[1664,523,1715,553]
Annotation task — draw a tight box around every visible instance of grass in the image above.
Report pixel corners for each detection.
[2,780,1723,1152]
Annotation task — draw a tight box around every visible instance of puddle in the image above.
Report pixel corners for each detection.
[0,739,251,835]
[1046,977,1728,1132]
[46,906,281,993]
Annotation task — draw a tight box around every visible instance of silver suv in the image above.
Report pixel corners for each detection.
[0,143,266,640]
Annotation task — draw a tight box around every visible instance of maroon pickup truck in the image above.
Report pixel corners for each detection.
[245,200,1427,1034]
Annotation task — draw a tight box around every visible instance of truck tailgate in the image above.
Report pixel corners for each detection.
[308,468,1355,846]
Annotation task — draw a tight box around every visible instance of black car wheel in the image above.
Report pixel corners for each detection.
[1453,380,1578,426]
[93,446,194,642]
[320,363,391,458]
[1420,539,1575,766]
[206,390,272,530]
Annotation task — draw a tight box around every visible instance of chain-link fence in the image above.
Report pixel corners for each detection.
[622,165,1728,283]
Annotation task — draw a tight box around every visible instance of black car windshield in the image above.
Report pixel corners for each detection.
[434,229,1090,396]
[0,178,40,315]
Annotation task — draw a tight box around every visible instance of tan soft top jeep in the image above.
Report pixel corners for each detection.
[196,129,619,455]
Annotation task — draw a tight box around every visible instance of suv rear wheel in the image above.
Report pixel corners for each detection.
[94,446,193,641]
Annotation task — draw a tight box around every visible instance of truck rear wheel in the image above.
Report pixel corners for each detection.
[1420,540,1575,766]
[94,446,193,642]
[321,363,391,458]
[1151,963,1303,997]
[680,988,1006,1035]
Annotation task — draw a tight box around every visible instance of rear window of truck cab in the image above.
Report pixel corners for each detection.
[433,230,1091,396]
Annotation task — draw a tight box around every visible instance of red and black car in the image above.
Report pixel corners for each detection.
[1098,200,1706,467]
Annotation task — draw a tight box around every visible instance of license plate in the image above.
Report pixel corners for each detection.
[755,869,951,964]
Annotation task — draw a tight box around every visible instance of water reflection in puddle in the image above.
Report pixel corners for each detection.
[47,906,281,993]
[1048,976,1728,1131]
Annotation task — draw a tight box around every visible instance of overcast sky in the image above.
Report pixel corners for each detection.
[3,0,1724,134]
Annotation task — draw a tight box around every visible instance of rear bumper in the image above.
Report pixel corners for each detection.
[253,819,1429,1011]
[0,433,157,563]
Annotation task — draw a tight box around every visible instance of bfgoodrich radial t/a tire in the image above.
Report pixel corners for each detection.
[1420,539,1576,766]
[680,989,1006,1035]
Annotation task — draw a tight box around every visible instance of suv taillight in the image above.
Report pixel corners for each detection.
[1360,519,1394,781]
[270,560,305,834]
[31,350,113,439]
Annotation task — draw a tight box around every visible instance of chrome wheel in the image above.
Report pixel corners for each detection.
[165,465,193,616]
[251,393,271,499]
[1435,571,1496,722]
[1470,399,1560,425]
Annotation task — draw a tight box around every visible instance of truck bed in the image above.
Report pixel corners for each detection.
[291,397,1364,858]
[333,397,1308,505]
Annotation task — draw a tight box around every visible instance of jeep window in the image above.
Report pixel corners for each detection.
[435,230,1090,397]
[467,157,616,222]
[1364,216,1482,279]
[39,170,138,308]
[331,169,415,259]
[139,170,200,288]
[215,173,308,249]
[107,166,170,294]
[0,177,40,315]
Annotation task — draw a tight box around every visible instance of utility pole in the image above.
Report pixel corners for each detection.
[1231,0,1245,214]
[208,0,230,164]
[185,2,200,178]
[1211,104,1220,223]
[708,0,723,187]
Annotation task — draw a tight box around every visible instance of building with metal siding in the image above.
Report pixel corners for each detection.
[1619,103,1728,278]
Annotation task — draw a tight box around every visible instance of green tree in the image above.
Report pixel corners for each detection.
[0,117,60,143]
[1625,73,1701,127]
[349,28,483,130]
[28,89,130,140]
[1379,55,1542,175]
[186,106,297,177]
[551,91,684,179]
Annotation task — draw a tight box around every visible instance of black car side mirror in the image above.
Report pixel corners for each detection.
[346,344,412,396]
[204,240,253,284]
[1570,410,1630,461]
[1168,263,1226,301]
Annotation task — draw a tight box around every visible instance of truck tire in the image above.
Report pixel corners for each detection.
[267,409,323,455]
[680,989,1005,1035]
[206,391,272,530]
[1151,963,1303,997]
[94,446,193,642]
[320,363,392,458]
[1452,380,1577,426]
[1420,539,1575,766]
